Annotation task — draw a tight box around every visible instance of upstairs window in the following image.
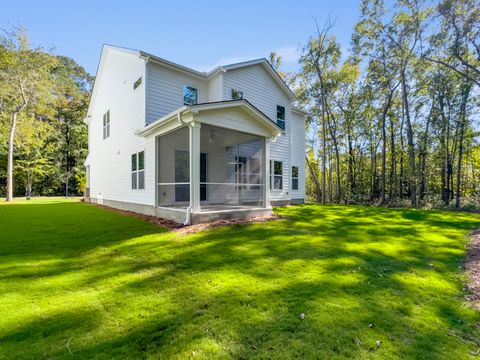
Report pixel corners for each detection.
[270,160,283,190]
[231,88,243,100]
[183,85,198,105]
[132,151,145,190]
[133,77,142,90]
[276,105,285,130]
[292,166,299,190]
[103,110,110,139]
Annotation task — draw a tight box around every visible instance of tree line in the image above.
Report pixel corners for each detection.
[2,0,479,211]
[286,0,479,210]
[0,27,92,200]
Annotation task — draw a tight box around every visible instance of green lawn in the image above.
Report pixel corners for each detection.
[0,199,479,359]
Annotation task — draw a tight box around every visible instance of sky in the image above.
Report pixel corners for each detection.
[2,0,362,76]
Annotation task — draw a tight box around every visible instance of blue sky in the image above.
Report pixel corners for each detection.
[2,0,362,76]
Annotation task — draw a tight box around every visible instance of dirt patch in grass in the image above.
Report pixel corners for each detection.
[174,214,283,235]
[91,202,283,233]
[466,230,480,309]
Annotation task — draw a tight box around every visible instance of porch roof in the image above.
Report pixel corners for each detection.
[136,99,283,138]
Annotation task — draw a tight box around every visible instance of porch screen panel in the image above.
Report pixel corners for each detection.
[157,126,190,207]
[200,124,265,209]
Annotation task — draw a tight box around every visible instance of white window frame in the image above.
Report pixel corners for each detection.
[131,151,145,190]
[292,166,299,190]
[270,160,283,190]
[103,110,110,140]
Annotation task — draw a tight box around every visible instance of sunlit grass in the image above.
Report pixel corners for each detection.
[0,199,479,359]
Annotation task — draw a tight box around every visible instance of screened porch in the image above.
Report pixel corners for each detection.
[156,124,268,213]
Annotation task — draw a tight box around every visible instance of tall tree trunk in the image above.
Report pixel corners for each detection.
[6,112,18,201]
[306,155,322,202]
[347,129,356,201]
[400,69,417,206]
[439,94,448,204]
[389,113,396,201]
[419,103,433,202]
[380,88,395,205]
[455,83,471,208]
[399,106,405,199]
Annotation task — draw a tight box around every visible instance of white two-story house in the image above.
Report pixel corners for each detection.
[84,45,306,224]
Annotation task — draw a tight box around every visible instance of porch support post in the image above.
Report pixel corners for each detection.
[189,121,201,213]
[263,137,271,208]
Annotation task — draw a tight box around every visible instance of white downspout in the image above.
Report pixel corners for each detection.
[178,112,192,226]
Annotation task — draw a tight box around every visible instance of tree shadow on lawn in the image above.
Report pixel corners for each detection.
[1,203,480,358]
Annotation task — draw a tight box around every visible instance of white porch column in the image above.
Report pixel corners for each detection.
[189,121,201,213]
[263,137,271,208]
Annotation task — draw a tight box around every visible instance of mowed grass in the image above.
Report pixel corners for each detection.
[0,199,479,359]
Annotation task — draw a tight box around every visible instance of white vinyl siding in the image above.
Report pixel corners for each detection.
[87,47,154,206]
[222,64,292,200]
[145,62,208,123]
[207,73,223,102]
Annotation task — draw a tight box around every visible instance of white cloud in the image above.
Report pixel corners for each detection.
[195,45,299,72]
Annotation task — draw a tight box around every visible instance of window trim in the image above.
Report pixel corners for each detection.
[270,160,283,191]
[183,85,198,105]
[131,151,145,190]
[291,165,299,191]
[276,105,285,131]
[103,110,110,140]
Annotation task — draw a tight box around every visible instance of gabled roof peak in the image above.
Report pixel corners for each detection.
[104,44,295,99]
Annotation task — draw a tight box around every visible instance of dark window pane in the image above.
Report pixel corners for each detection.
[132,153,137,171]
[274,161,282,175]
[138,151,144,170]
[277,105,285,120]
[183,85,198,105]
[292,166,298,178]
[277,119,285,130]
[292,178,299,190]
[106,124,110,138]
[132,172,137,189]
[134,77,142,90]
[274,175,282,190]
[138,170,145,189]
[231,88,243,100]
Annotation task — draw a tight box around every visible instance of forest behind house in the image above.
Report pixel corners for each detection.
[1,0,479,210]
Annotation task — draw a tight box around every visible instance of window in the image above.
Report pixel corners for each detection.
[102,110,110,139]
[231,88,243,100]
[133,77,142,90]
[270,160,283,190]
[276,105,285,130]
[131,151,145,190]
[292,166,299,190]
[183,85,198,105]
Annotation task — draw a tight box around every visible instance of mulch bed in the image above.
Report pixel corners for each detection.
[466,230,480,309]
[90,202,283,234]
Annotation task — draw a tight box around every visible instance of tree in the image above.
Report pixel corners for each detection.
[0,27,56,201]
